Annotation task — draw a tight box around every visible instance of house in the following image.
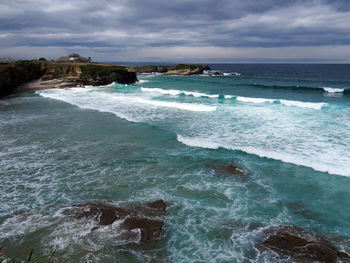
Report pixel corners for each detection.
[56,53,91,62]
[0,57,12,63]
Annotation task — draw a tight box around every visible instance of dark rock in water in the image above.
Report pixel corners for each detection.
[146,200,166,213]
[209,163,247,177]
[211,71,224,76]
[73,203,129,225]
[71,200,166,242]
[261,226,350,262]
[122,217,164,242]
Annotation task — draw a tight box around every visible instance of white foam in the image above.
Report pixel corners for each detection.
[236,96,327,110]
[323,87,344,93]
[222,72,241,76]
[141,88,326,110]
[135,98,216,112]
[177,135,350,177]
[37,89,216,114]
[279,100,327,110]
[141,87,219,98]
[177,135,220,149]
[138,79,149,84]
[237,96,274,104]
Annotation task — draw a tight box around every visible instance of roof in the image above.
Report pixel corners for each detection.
[68,53,80,57]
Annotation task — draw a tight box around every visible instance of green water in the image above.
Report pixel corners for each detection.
[1,64,350,262]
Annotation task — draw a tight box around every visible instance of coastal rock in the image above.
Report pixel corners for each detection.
[261,226,350,262]
[133,65,158,73]
[134,64,210,76]
[209,163,247,177]
[0,61,46,97]
[211,71,224,76]
[70,200,166,242]
[0,61,137,97]
[146,199,167,212]
[164,69,191,76]
[122,217,164,242]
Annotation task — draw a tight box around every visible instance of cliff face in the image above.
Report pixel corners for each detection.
[133,65,175,73]
[0,61,46,97]
[79,65,137,85]
[0,61,137,98]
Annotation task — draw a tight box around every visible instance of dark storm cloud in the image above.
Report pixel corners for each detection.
[0,0,349,61]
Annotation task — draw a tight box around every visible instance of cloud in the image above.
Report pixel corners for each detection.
[0,0,349,62]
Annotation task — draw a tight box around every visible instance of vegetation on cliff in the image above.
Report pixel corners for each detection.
[134,64,210,75]
[0,61,137,98]
[0,61,46,97]
[79,65,136,85]
[174,64,208,70]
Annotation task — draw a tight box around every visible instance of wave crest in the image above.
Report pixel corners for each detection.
[323,87,344,93]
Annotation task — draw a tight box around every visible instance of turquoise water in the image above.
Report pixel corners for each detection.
[1,64,350,262]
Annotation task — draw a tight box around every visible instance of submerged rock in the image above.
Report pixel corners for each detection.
[209,163,247,177]
[261,226,350,262]
[70,200,166,242]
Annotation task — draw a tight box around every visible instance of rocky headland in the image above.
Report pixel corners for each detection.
[134,64,210,76]
[0,61,137,98]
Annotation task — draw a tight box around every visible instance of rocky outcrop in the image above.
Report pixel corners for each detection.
[79,64,137,85]
[0,61,137,98]
[261,226,350,262]
[133,65,175,73]
[134,64,210,76]
[209,163,247,177]
[0,61,46,97]
[69,200,166,242]
[211,71,224,76]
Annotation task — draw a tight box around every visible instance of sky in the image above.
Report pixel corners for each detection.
[0,0,350,63]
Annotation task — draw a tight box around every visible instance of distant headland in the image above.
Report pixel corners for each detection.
[0,53,211,98]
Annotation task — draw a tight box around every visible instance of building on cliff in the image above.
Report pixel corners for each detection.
[0,57,12,63]
[56,53,91,63]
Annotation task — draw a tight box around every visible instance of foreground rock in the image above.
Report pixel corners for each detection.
[70,200,166,242]
[209,163,247,177]
[134,64,210,76]
[261,226,350,262]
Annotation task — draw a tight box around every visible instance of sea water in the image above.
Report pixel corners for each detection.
[1,64,350,262]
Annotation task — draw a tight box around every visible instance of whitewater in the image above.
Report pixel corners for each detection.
[2,64,350,262]
[36,78,350,177]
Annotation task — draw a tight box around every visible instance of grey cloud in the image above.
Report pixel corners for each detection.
[0,0,349,62]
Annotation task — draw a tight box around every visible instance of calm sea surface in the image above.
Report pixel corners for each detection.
[1,64,350,262]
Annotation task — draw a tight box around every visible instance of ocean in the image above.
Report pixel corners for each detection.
[1,64,350,262]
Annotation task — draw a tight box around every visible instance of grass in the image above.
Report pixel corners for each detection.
[79,65,130,78]
[174,64,203,70]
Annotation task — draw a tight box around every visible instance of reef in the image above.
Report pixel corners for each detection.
[261,225,350,262]
[67,199,166,242]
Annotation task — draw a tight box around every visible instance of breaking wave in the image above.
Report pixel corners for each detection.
[141,87,220,98]
[141,88,327,110]
[37,88,216,113]
[245,83,349,94]
[176,135,350,177]
[323,87,344,93]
